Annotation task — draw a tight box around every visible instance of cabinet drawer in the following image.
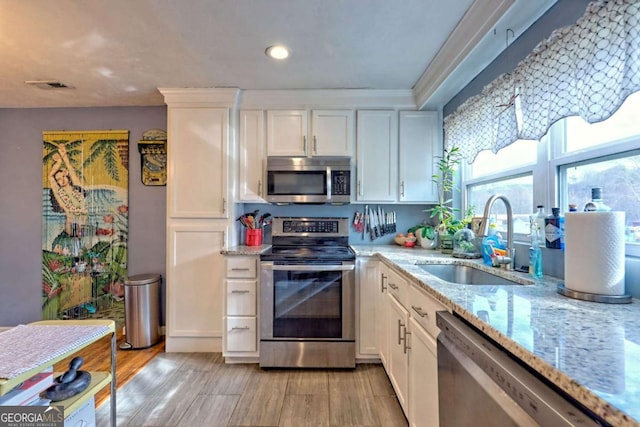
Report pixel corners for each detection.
[226,280,256,315]
[408,284,447,339]
[226,257,258,278]
[225,317,257,352]
[387,268,408,308]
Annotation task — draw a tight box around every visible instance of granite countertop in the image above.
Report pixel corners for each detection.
[352,244,640,427]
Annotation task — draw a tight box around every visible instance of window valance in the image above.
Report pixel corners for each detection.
[445,0,640,163]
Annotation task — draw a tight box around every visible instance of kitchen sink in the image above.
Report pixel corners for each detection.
[416,263,522,286]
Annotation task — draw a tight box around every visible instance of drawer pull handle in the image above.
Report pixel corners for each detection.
[411,305,428,318]
[231,268,251,271]
[389,283,399,290]
[231,326,251,331]
[231,290,251,294]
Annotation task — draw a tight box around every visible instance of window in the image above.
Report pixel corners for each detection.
[565,92,640,153]
[463,139,538,239]
[463,91,640,255]
[560,152,640,222]
[468,139,537,179]
[467,175,533,235]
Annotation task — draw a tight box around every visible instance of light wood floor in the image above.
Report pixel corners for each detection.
[95,353,409,427]
[54,328,165,406]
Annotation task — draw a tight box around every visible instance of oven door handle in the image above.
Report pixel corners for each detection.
[263,264,355,272]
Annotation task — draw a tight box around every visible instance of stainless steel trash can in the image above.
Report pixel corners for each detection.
[121,274,161,350]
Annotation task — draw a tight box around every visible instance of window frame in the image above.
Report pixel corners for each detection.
[552,129,640,257]
[462,115,640,256]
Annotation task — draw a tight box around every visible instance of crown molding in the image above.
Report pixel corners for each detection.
[238,89,417,110]
[158,88,241,108]
[413,0,515,109]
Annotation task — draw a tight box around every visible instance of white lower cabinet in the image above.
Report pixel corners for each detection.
[357,257,380,358]
[408,317,439,427]
[406,281,447,427]
[387,292,410,415]
[377,264,390,369]
[223,256,259,360]
[225,317,257,352]
[166,222,227,352]
[364,261,448,426]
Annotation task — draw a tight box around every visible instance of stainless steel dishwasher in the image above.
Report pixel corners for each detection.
[436,311,607,427]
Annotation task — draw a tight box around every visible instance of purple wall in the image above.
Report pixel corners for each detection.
[0,106,167,326]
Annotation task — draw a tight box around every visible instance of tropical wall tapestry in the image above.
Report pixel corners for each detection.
[42,130,129,321]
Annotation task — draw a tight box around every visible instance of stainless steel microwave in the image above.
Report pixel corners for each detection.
[265,157,351,204]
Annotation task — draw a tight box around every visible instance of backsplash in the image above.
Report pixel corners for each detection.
[241,203,434,245]
[241,203,640,299]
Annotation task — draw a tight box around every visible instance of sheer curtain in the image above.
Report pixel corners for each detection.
[445,0,640,163]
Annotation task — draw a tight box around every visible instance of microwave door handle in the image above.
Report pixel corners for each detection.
[265,264,355,272]
[326,166,332,201]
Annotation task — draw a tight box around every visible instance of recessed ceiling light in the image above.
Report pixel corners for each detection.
[265,45,289,60]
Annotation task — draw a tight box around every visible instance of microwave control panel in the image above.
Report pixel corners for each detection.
[331,171,350,195]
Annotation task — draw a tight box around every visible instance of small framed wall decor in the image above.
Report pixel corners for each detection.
[138,129,167,186]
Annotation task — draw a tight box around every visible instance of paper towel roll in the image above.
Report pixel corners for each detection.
[564,211,625,295]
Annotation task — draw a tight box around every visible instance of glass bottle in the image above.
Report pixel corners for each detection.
[529,216,543,280]
[532,205,546,247]
[545,207,562,249]
[583,187,611,212]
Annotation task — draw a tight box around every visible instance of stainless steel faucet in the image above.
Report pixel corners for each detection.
[479,194,515,270]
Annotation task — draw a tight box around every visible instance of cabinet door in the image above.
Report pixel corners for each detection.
[167,222,226,345]
[356,110,398,202]
[409,317,439,427]
[399,111,439,203]
[357,257,379,356]
[387,292,409,416]
[377,264,390,368]
[311,110,354,157]
[267,110,308,156]
[239,110,266,202]
[167,107,229,218]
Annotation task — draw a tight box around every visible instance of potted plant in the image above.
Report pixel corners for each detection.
[408,223,438,249]
[426,145,463,253]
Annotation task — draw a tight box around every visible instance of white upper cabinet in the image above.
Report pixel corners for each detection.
[167,107,229,218]
[267,110,308,156]
[311,110,354,157]
[398,111,439,203]
[356,110,398,202]
[267,109,354,157]
[239,110,266,202]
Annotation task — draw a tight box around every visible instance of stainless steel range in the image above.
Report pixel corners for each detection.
[259,217,356,368]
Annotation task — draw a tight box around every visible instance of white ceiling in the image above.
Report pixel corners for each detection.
[0,0,556,109]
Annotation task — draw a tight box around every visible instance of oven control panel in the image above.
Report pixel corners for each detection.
[282,219,339,233]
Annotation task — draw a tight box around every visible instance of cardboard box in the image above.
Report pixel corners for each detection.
[64,396,95,427]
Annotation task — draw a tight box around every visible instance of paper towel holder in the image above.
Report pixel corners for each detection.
[557,284,631,304]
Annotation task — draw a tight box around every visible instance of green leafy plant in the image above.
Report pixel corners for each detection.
[427,145,463,234]
[407,224,436,240]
